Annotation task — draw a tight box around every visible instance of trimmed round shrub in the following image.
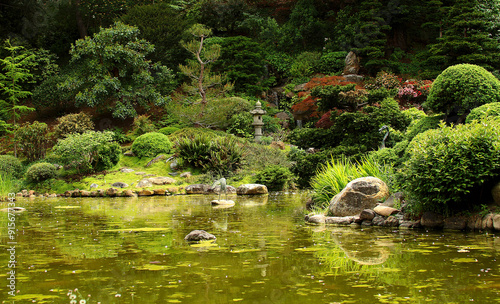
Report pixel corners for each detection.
[54,112,95,138]
[0,155,23,178]
[425,64,500,115]
[131,132,172,158]
[94,142,121,171]
[466,102,500,123]
[158,126,180,136]
[254,165,295,191]
[25,162,57,182]
[401,119,500,214]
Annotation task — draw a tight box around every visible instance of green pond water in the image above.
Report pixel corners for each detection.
[0,193,499,303]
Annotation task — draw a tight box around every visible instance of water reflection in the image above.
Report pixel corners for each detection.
[0,194,499,303]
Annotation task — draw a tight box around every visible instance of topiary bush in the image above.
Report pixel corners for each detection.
[131,132,172,158]
[401,120,500,214]
[425,64,500,116]
[25,162,57,183]
[51,131,121,173]
[15,121,49,162]
[465,102,500,123]
[254,165,295,191]
[54,112,95,138]
[158,126,180,136]
[0,155,23,178]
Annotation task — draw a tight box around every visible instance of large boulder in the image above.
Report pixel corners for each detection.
[150,176,176,185]
[343,51,360,75]
[420,212,444,229]
[184,230,216,242]
[236,184,268,195]
[185,184,211,194]
[136,179,153,188]
[327,177,389,216]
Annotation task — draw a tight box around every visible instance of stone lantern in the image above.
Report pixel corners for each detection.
[250,101,266,142]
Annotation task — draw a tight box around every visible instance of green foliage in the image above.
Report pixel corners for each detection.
[174,135,244,175]
[317,51,347,75]
[54,112,95,138]
[466,102,500,123]
[287,51,322,80]
[158,126,181,136]
[311,155,391,208]
[60,22,174,119]
[213,36,272,95]
[405,114,443,141]
[265,51,293,82]
[132,115,156,136]
[0,155,23,178]
[168,127,226,142]
[51,131,120,173]
[425,64,500,115]
[25,162,57,183]
[288,127,333,150]
[131,132,173,159]
[15,121,49,162]
[401,120,500,214]
[32,72,74,111]
[365,71,402,91]
[227,112,253,138]
[312,84,357,112]
[254,165,295,191]
[0,173,18,197]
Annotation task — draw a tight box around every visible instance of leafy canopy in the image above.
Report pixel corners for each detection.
[61,21,175,119]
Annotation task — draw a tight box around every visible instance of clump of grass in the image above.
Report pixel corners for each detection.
[0,174,18,196]
[310,155,391,209]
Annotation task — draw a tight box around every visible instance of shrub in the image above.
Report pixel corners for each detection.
[317,51,347,75]
[227,112,253,138]
[25,162,57,183]
[254,165,295,191]
[131,132,172,158]
[168,127,226,142]
[310,155,391,209]
[466,102,500,123]
[287,51,322,79]
[405,114,443,141]
[401,120,500,214]
[51,131,121,173]
[174,135,244,175]
[0,155,23,178]
[425,64,500,115]
[132,115,156,136]
[54,112,94,138]
[364,71,402,90]
[15,121,49,162]
[158,126,180,136]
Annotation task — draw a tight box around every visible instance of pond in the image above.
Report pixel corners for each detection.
[0,193,499,303]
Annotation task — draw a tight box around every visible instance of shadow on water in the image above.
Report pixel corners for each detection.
[0,193,499,303]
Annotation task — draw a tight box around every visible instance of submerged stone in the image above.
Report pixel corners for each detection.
[184,230,216,242]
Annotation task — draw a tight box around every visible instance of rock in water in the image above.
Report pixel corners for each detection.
[327,177,389,216]
[236,184,268,195]
[184,230,216,242]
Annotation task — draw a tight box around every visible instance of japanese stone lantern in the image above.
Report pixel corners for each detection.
[250,101,266,142]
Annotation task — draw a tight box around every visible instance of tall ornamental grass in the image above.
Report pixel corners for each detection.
[311,155,391,209]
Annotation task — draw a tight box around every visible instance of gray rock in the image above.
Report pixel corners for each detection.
[120,168,135,173]
[150,176,176,185]
[359,209,376,221]
[135,172,146,175]
[168,172,179,176]
[383,216,400,227]
[343,51,360,75]
[420,212,444,229]
[361,220,373,226]
[180,172,192,178]
[342,74,364,83]
[443,216,468,231]
[372,215,386,226]
[123,151,135,156]
[325,216,354,225]
[210,185,236,195]
[381,192,404,208]
[328,177,389,216]
[211,200,235,207]
[112,182,129,188]
[305,214,326,224]
[136,179,153,188]
[184,230,216,242]
[105,188,119,197]
[467,214,483,230]
[482,213,495,230]
[185,184,211,194]
[236,184,268,195]
[90,183,99,189]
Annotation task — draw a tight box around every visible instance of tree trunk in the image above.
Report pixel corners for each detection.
[75,0,88,38]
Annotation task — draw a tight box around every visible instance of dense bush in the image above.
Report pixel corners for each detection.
[401,120,500,214]
[25,162,57,183]
[227,112,253,138]
[425,64,500,116]
[288,128,333,150]
[0,155,23,178]
[466,102,500,123]
[54,112,94,138]
[174,135,244,175]
[158,126,180,136]
[131,132,172,158]
[405,114,443,141]
[254,165,295,191]
[51,131,121,173]
[287,51,322,80]
[15,121,49,162]
[132,115,156,136]
[317,51,347,75]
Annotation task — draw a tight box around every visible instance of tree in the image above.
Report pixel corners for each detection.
[60,22,175,119]
[0,40,36,157]
[427,0,500,72]
[179,24,232,111]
